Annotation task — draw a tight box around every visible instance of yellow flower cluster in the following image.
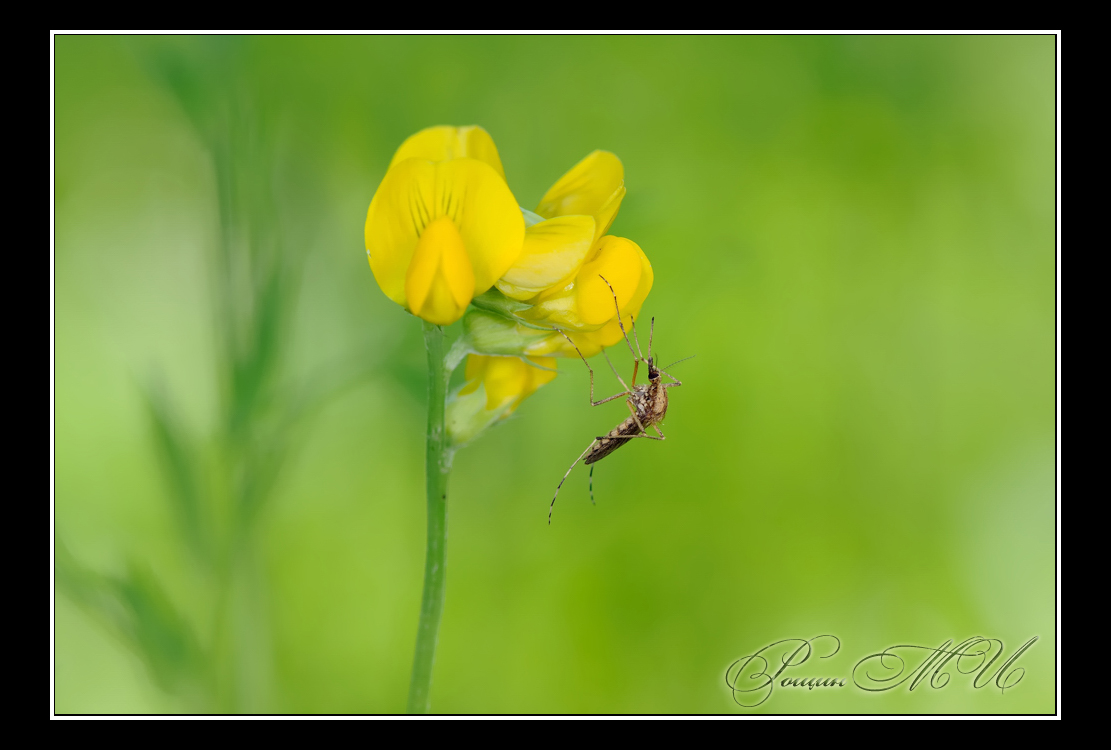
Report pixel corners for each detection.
[365,126,652,437]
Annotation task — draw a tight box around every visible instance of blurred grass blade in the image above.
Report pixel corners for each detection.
[56,539,122,621]
[129,36,246,147]
[56,542,206,704]
[114,560,205,698]
[229,264,289,441]
[144,381,208,565]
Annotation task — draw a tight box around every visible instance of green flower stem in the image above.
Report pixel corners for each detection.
[407,320,452,713]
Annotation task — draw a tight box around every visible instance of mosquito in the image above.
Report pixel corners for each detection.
[548,276,691,523]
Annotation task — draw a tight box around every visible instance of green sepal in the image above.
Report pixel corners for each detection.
[446,385,514,449]
[462,308,556,356]
[469,287,551,329]
[520,206,546,227]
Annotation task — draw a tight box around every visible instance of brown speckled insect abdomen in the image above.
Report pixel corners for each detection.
[584,417,639,464]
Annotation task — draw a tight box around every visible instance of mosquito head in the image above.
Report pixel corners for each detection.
[647,356,660,382]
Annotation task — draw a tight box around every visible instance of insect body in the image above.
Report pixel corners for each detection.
[584,363,669,465]
[549,276,687,523]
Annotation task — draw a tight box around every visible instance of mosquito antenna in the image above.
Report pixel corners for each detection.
[598,275,642,362]
[662,354,696,370]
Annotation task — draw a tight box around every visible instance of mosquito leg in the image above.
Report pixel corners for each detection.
[550,441,597,524]
[598,275,642,362]
[625,402,664,440]
[589,464,596,505]
[631,359,639,387]
[647,317,655,360]
[630,318,645,360]
[601,348,632,393]
[556,328,630,404]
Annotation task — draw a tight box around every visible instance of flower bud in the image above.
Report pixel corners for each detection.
[447,354,557,447]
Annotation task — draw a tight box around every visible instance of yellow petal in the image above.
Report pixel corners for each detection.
[365,159,431,306]
[617,239,654,323]
[523,356,558,391]
[439,159,524,292]
[516,235,651,331]
[509,357,558,413]
[459,354,488,396]
[524,329,606,358]
[515,285,581,329]
[451,354,556,446]
[522,335,567,357]
[536,150,625,243]
[586,317,633,350]
[405,216,475,325]
[482,356,532,411]
[366,158,524,306]
[574,236,644,326]
[389,125,506,180]
[495,215,595,301]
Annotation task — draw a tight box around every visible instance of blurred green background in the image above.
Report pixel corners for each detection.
[53,35,1056,714]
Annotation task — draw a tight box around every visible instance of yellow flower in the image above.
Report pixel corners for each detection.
[365,126,524,326]
[490,150,652,351]
[494,150,626,304]
[518,234,653,332]
[447,354,557,446]
[493,214,596,302]
[458,354,557,413]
